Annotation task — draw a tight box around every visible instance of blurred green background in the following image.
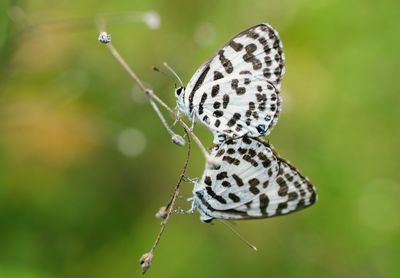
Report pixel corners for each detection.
[1,0,399,277]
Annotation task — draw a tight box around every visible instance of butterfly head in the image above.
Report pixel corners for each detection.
[174,86,187,114]
[174,86,184,97]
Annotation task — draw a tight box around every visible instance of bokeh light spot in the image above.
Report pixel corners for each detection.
[194,22,216,46]
[143,11,160,29]
[117,128,146,157]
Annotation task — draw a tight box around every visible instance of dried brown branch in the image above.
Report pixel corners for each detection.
[140,128,191,274]
[98,32,201,274]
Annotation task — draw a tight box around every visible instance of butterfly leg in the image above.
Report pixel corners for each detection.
[174,207,187,214]
[185,195,198,215]
[183,176,199,184]
[189,108,197,131]
[170,107,180,128]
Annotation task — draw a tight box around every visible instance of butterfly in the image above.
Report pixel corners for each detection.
[190,136,317,223]
[175,23,285,143]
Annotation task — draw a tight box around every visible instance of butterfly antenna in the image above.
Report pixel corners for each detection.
[219,220,258,251]
[152,66,177,82]
[163,62,184,87]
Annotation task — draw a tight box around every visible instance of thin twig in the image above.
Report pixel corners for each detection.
[25,11,160,31]
[148,97,185,146]
[98,32,216,274]
[154,129,190,253]
[140,128,191,274]
[98,32,184,145]
[103,40,211,161]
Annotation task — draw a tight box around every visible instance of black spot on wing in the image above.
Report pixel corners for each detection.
[228,193,241,203]
[222,155,240,165]
[277,177,288,196]
[276,202,288,215]
[229,40,243,52]
[218,50,233,74]
[211,84,220,98]
[243,154,258,167]
[222,181,231,187]
[227,113,241,127]
[198,93,207,115]
[259,193,269,215]
[243,43,262,70]
[249,178,260,187]
[189,66,210,113]
[214,71,224,80]
[213,110,224,118]
[246,30,259,39]
[249,178,260,195]
[215,148,225,157]
[205,187,227,204]
[242,136,252,144]
[204,176,212,186]
[222,94,230,109]
[216,171,228,180]
[232,174,244,186]
[288,192,298,201]
[213,102,221,109]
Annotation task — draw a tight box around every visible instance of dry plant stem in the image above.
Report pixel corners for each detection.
[26,11,153,31]
[148,97,181,140]
[139,129,191,274]
[150,129,191,255]
[102,39,182,144]
[104,42,210,160]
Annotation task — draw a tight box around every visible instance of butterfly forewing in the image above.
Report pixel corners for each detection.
[186,23,285,95]
[183,23,285,140]
[193,137,317,221]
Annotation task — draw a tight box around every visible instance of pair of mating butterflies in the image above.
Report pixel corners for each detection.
[174,23,317,223]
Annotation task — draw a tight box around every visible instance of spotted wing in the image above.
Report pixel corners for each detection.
[195,136,280,211]
[185,23,285,112]
[231,158,317,219]
[193,76,281,142]
[194,137,317,221]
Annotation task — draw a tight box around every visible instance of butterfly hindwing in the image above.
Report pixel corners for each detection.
[193,76,281,141]
[234,157,317,219]
[193,137,317,221]
[196,136,280,211]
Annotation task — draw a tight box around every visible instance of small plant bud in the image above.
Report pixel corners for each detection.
[155,206,168,219]
[98,32,111,44]
[139,252,153,274]
[171,134,185,146]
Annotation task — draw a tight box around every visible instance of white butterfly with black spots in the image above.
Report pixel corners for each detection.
[190,136,317,223]
[175,23,285,143]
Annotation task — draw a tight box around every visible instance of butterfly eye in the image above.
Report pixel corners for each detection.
[176,87,184,96]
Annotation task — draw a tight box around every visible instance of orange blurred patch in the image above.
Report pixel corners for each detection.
[11,27,72,71]
[1,97,101,167]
